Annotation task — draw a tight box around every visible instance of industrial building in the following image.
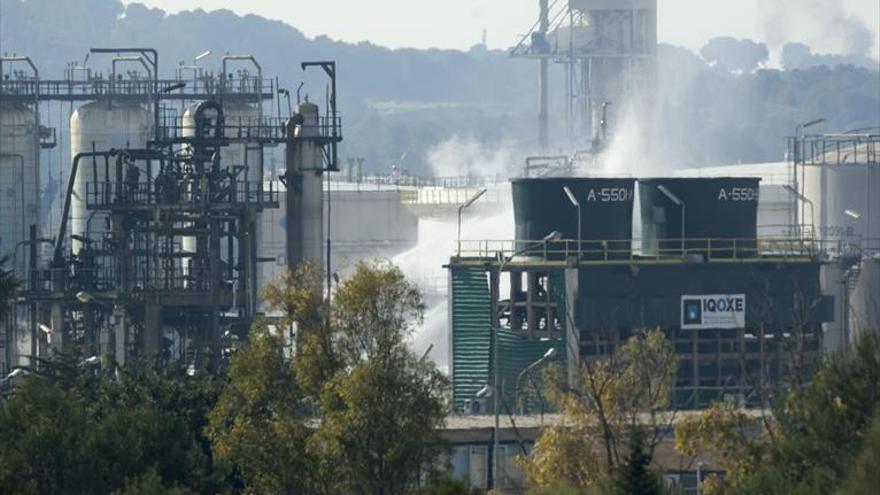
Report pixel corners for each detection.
[445,131,880,491]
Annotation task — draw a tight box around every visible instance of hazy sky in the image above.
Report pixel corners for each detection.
[125,0,879,57]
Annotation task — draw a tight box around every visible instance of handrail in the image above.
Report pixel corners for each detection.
[454,236,880,265]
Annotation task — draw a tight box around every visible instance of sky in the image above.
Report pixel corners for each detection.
[125,0,879,57]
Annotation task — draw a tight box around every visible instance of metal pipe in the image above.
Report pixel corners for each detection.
[0,55,39,81]
[55,151,121,265]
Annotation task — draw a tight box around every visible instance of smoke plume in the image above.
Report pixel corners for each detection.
[758,0,874,57]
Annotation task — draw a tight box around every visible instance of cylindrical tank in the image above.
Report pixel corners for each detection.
[802,163,880,243]
[0,103,40,275]
[511,177,636,259]
[638,177,760,258]
[850,254,880,341]
[70,102,151,253]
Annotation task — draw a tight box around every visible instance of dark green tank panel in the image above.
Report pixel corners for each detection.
[638,177,761,257]
[511,177,636,259]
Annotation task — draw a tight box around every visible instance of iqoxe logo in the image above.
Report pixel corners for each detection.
[681,294,746,330]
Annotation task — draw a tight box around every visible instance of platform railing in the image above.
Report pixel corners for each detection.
[85,180,279,208]
[453,237,849,264]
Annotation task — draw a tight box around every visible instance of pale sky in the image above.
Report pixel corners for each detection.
[125,0,880,57]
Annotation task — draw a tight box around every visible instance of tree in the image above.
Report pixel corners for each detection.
[316,351,448,495]
[675,331,880,494]
[207,321,316,494]
[836,408,880,495]
[0,357,220,495]
[218,261,448,495]
[518,329,678,490]
[313,261,447,495]
[612,429,665,495]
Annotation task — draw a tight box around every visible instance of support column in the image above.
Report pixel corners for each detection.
[114,307,128,366]
[143,302,161,357]
[564,268,580,386]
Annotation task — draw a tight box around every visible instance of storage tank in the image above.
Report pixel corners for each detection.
[511,177,636,260]
[802,163,880,242]
[638,178,760,258]
[70,102,151,253]
[0,103,40,274]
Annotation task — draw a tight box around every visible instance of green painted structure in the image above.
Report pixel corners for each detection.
[450,266,564,411]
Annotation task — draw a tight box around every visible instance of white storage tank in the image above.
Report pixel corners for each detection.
[802,162,880,242]
[0,103,40,274]
[69,102,151,253]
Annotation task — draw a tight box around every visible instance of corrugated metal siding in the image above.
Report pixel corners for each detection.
[452,266,568,412]
[452,267,492,409]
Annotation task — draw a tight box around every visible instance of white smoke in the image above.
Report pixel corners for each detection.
[425,136,521,178]
[394,138,519,371]
[396,199,514,373]
[758,0,874,57]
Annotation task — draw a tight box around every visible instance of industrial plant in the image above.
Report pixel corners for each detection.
[0,50,343,369]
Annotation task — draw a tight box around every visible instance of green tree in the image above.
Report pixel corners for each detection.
[207,320,316,494]
[257,261,448,495]
[315,261,447,495]
[0,357,225,495]
[317,351,448,495]
[675,331,880,494]
[612,429,665,495]
[836,408,880,495]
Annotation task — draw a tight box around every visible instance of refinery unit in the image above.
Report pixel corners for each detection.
[0,50,342,371]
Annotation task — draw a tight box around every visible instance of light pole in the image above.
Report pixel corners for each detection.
[457,188,488,256]
[563,186,582,257]
[484,229,562,490]
[783,185,815,239]
[515,346,557,414]
[657,185,685,254]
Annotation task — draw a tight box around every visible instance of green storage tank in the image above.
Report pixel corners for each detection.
[512,177,636,260]
[638,177,760,258]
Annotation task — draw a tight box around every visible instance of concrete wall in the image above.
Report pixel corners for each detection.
[257,182,418,292]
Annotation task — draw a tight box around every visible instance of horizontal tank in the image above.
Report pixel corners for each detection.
[802,163,880,243]
[0,103,40,274]
[511,177,636,260]
[639,177,760,258]
[70,102,152,253]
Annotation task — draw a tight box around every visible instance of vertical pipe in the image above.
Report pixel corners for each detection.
[538,0,550,150]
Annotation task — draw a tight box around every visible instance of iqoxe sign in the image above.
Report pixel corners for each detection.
[681,294,746,330]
